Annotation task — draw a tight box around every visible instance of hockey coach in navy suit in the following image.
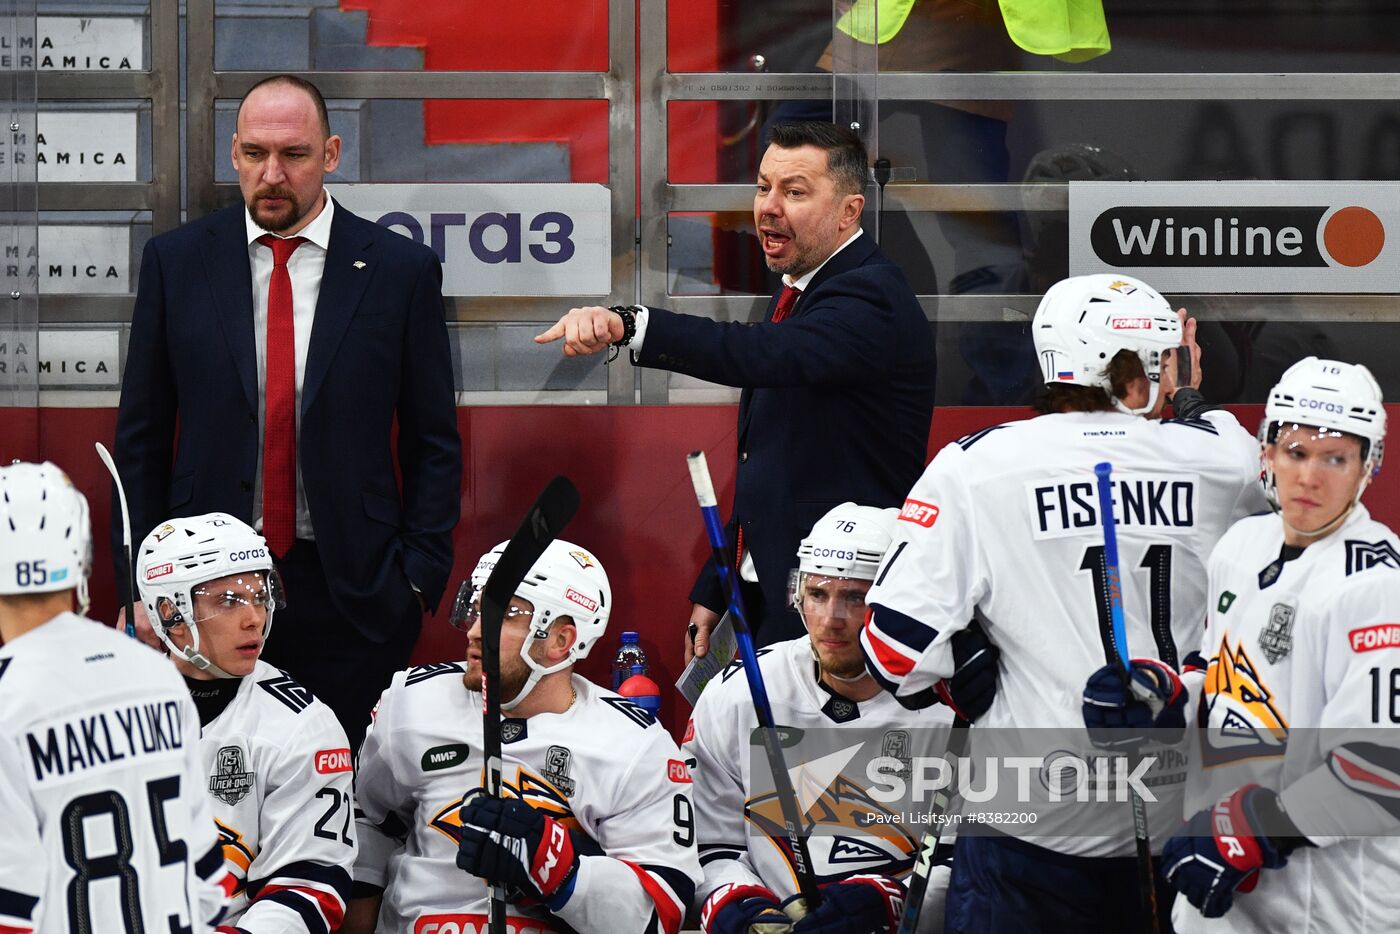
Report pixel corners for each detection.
[538,121,935,655]
[114,75,461,748]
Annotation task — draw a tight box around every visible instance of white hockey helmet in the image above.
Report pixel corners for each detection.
[1032,274,1180,415]
[788,503,898,620]
[0,461,92,615]
[136,512,284,678]
[451,538,611,710]
[1259,356,1386,509]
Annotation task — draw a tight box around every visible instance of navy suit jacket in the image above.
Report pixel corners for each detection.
[634,233,935,642]
[114,200,462,641]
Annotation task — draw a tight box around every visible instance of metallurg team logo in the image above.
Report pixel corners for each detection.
[209,745,255,805]
[429,766,581,844]
[746,775,918,885]
[1201,635,1289,767]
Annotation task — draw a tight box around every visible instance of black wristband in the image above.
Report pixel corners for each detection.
[1169,386,1218,421]
[606,305,640,363]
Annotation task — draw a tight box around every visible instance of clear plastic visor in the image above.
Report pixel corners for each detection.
[787,569,871,621]
[1267,422,1369,471]
[186,569,284,625]
[449,581,535,632]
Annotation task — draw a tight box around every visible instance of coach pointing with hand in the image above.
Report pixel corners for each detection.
[538,121,934,657]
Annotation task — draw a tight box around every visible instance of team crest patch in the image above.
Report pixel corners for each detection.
[501,719,528,744]
[154,523,175,542]
[543,745,576,796]
[1346,540,1400,576]
[1259,603,1295,663]
[209,745,254,805]
[569,550,595,569]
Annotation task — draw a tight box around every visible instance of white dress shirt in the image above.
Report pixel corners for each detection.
[245,194,335,541]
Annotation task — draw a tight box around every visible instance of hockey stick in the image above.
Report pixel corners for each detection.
[687,451,823,909]
[1094,462,1163,934]
[95,442,136,638]
[476,474,580,934]
[895,714,968,934]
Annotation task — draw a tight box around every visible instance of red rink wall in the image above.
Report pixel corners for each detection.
[7,402,1399,735]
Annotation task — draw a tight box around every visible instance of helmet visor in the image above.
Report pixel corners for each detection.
[187,569,284,625]
[787,570,871,621]
[448,582,535,632]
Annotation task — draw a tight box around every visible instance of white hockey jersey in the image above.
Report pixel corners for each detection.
[1175,507,1400,934]
[197,659,355,934]
[0,613,230,934]
[353,663,701,934]
[862,410,1267,856]
[683,637,953,907]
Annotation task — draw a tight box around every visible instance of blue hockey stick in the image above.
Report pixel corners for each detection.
[1094,461,1163,934]
[687,451,822,910]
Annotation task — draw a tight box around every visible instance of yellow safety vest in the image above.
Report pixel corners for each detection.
[835,0,1110,63]
[834,0,917,46]
[998,0,1110,63]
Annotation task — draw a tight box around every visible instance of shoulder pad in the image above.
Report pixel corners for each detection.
[1161,416,1220,436]
[718,647,773,684]
[955,424,1009,451]
[406,662,465,686]
[1345,539,1400,577]
[601,695,657,729]
[257,671,315,713]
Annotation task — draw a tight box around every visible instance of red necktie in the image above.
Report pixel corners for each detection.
[771,284,801,323]
[257,234,306,557]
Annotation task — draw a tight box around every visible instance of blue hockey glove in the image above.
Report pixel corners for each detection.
[931,619,999,721]
[456,790,580,908]
[701,883,792,934]
[783,874,905,934]
[1082,657,1187,750]
[1163,785,1307,919]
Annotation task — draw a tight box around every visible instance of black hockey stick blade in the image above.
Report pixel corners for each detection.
[481,476,581,615]
[476,475,578,934]
[896,716,969,934]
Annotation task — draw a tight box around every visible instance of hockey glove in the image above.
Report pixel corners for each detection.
[1082,657,1187,750]
[456,790,580,909]
[701,883,793,934]
[785,875,906,934]
[930,619,999,722]
[1162,785,1308,919]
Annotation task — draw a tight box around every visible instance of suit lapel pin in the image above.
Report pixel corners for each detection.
[353,260,366,269]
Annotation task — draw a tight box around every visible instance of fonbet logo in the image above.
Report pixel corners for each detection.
[1091,205,1384,269]
[414,917,551,934]
[564,587,598,612]
[899,499,940,528]
[1349,623,1400,653]
[314,748,353,774]
[1110,317,1152,330]
[145,562,173,581]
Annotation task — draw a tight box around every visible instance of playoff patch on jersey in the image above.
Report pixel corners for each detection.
[543,745,576,796]
[209,745,255,805]
[1259,603,1295,663]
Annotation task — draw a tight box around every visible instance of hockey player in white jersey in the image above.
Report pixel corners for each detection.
[0,461,231,934]
[686,503,997,934]
[1153,358,1400,932]
[136,512,356,934]
[345,540,701,934]
[860,274,1270,933]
